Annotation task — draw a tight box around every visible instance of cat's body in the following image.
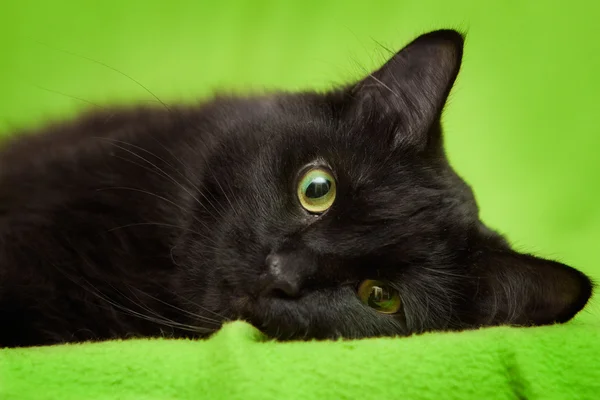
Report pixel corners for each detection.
[0,30,592,347]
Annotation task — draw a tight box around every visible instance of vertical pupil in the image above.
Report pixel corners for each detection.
[305,177,331,199]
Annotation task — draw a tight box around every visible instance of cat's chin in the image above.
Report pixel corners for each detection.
[233,292,410,341]
[232,296,317,340]
[245,315,340,341]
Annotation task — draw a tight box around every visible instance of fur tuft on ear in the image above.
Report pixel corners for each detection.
[349,29,464,150]
[471,249,593,326]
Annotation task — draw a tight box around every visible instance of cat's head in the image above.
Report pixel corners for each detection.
[180,30,593,339]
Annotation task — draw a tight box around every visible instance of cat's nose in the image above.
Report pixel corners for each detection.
[263,254,301,298]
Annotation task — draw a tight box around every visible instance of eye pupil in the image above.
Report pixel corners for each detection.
[357,280,402,314]
[370,286,386,302]
[305,177,331,199]
[297,168,336,213]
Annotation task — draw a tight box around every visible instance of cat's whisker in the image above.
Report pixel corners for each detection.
[100,138,228,221]
[158,142,231,218]
[36,41,237,223]
[32,38,221,201]
[75,279,216,334]
[94,137,182,172]
[125,285,225,324]
[111,283,223,327]
[209,170,240,220]
[110,153,220,221]
[31,38,171,112]
[55,263,219,334]
[160,122,244,223]
[32,84,108,110]
[152,281,231,321]
[112,290,205,331]
[106,221,206,236]
[111,154,224,225]
[100,141,204,205]
[97,186,214,231]
[146,133,220,202]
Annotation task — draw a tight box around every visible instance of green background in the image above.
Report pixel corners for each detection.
[1,0,598,321]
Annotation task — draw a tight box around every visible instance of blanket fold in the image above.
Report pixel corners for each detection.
[1,321,599,400]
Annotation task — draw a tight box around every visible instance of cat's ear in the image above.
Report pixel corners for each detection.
[471,249,593,326]
[347,30,463,151]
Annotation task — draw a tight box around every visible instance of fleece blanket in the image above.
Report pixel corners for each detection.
[1,320,599,400]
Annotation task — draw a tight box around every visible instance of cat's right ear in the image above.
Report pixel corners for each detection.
[343,30,464,151]
[469,248,594,326]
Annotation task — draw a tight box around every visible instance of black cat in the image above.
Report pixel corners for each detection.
[0,30,592,347]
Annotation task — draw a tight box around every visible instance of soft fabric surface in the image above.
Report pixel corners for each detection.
[1,320,599,400]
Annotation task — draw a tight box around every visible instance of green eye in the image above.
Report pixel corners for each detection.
[357,280,402,314]
[297,168,336,213]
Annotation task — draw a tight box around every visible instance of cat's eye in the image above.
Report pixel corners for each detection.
[357,280,402,314]
[297,168,336,214]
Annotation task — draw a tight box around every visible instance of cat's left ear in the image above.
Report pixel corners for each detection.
[347,30,464,150]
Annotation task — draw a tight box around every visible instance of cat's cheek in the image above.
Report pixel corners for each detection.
[229,295,252,317]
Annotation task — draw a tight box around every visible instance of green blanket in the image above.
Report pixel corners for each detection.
[1,321,599,400]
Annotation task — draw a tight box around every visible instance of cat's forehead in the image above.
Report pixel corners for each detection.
[221,93,446,188]
[214,93,330,122]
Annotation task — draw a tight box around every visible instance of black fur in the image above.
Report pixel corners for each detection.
[0,30,592,347]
